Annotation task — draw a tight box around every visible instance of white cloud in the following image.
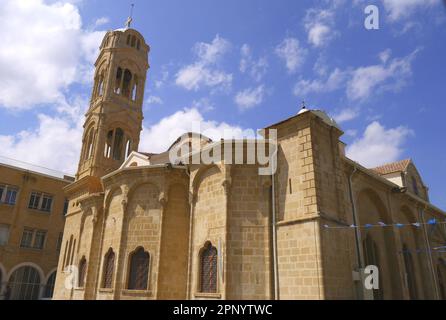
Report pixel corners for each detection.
[239,44,268,82]
[304,9,338,47]
[234,85,266,110]
[346,121,413,168]
[293,68,346,96]
[382,0,439,21]
[347,48,419,101]
[275,37,307,74]
[175,35,232,91]
[94,17,109,27]
[333,108,359,123]
[146,95,163,105]
[294,49,419,102]
[139,108,251,153]
[0,96,87,175]
[191,97,215,112]
[0,0,106,110]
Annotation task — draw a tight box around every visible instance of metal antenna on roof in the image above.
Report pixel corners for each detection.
[125,3,135,28]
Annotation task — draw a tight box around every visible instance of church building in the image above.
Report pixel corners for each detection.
[53,23,446,300]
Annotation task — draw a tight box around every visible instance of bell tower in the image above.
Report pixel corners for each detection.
[76,24,150,180]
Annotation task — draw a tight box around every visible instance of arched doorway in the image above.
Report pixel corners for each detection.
[8,266,41,300]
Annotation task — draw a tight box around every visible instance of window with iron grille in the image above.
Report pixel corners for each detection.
[200,242,218,293]
[20,228,34,248]
[127,247,149,290]
[0,184,18,205]
[102,248,115,289]
[41,194,53,212]
[33,230,46,249]
[78,257,87,288]
[28,192,41,209]
[63,199,69,216]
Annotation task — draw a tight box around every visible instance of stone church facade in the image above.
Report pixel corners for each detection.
[53,26,446,300]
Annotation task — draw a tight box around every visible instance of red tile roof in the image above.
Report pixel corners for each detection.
[371,159,411,175]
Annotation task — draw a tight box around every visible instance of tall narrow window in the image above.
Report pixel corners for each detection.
[20,228,34,248]
[56,232,63,252]
[125,139,132,158]
[122,69,132,98]
[62,240,69,269]
[102,248,115,289]
[137,39,141,50]
[200,242,218,293]
[131,35,136,47]
[363,234,383,299]
[131,75,138,101]
[126,34,131,46]
[113,128,124,160]
[63,199,69,216]
[70,239,77,266]
[0,224,10,246]
[127,247,150,290]
[402,244,418,299]
[78,257,87,288]
[104,130,113,158]
[114,67,123,94]
[86,130,95,160]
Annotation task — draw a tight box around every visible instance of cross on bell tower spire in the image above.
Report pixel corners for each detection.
[125,3,135,28]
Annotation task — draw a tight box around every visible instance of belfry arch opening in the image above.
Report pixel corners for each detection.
[103,127,132,161]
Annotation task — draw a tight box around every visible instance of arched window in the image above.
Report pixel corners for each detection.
[125,139,132,158]
[126,35,131,46]
[8,266,41,300]
[113,128,124,160]
[137,39,141,50]
[65,235,73,268]
[43,271,57,298]
[131,75,138,101]
[199,242,218,293]
[78,257,87,288]
[122,69,132,98]
[102,248,115,289]
[104,130,113,159]
[85,128,95,160]
[62,240,69,269]
[363,234,383,299]
[114,67,123,94]
[97,71,105,97]
[402,244,418,299]
[70,239,76,267]
[127,247,150,290]
[131,35,136,47]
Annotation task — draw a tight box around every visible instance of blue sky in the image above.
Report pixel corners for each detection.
[0,0,445,208]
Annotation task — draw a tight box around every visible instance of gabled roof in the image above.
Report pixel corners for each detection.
[371,159,412,175]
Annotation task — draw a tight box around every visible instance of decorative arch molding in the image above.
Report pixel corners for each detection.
[7,262,45,284]
[126,180,162,204]
[192,164,223,198]
[44,268,57,284]
[356,188,391,224]
[103,187,123,220]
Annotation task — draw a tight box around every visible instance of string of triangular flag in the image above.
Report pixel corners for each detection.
[323,218,446,230]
